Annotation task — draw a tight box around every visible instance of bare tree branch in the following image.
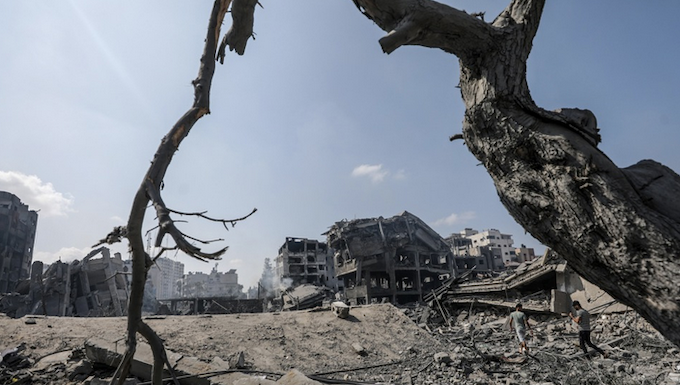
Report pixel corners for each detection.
[165,206,258,230]
[352,0,496,57]
[146,179,229,262]
[102,0,260,383]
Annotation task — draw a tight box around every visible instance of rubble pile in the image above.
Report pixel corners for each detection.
[410,307,680,384]
[0,247,141,318]
[1,303,679,384]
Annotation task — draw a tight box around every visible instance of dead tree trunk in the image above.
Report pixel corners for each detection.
[351,0,680,346]
[97,1,258,383]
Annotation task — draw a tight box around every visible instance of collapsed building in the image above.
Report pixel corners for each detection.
[275,237,339,291]
[0,247,136,317]
[326,211,453,305]
[0,191,38,294]
[427,249,627,317]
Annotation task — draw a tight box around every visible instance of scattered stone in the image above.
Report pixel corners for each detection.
[67,359,93,381]
[351,343,367,356]
[229,351,247,369]
[330,302,350,319]
[433,352,451,364]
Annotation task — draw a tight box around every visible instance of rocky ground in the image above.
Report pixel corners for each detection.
[1,303,679,384]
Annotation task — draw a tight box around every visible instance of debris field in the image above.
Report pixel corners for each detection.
[1,303,680,384]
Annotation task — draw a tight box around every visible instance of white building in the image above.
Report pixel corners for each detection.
[466,229,516,264]
[182,264,243,298]
[445,228,519,272]
[148,257,184,300]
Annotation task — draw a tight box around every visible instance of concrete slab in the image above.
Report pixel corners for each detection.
[276,370,324,385]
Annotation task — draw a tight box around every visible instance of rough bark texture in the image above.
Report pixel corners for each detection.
[352,0,680,347]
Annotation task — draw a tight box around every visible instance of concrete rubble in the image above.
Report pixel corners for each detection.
[281,284,331,311]
[0,247,137,318]
[0,302,679,384]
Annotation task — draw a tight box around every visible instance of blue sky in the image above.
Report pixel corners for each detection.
[1,1,679,288]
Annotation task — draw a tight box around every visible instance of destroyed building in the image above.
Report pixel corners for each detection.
[0,191,38,293]
[445,228,537,273]
[430,249,627,315]
[0,247,134,317]
[326,211,453,305]
[275,237,339,290]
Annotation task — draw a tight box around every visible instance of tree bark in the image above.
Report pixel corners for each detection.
[352,0,680,347]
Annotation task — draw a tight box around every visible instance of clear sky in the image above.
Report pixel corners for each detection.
[1,1,679,289]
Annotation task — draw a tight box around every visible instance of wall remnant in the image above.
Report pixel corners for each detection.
[0,247,132,317]
[326,211,453,305]
[0,191,38,294]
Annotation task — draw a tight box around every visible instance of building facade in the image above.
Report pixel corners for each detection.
[182,264,243,298]
[148,256,184,300]
[515,244,536,263]
[466,229,516,263]
[275,237,338,290]
[326,211,453,305]
[446,228,517,273]
[0,192,38,293]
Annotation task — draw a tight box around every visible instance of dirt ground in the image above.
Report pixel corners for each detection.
[2,304,680,384]
[0,304,441,384]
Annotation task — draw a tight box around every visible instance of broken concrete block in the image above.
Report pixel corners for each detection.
[351,343,367,356]
[233,377,278,385]
[229,351,246,369]
[668,373,680,383]
[68,359,93,381]
[276,369,324,385]
[330,301,350,319]
[211,356,230,370]
[33,350,72,371]
[88,378,140,385]
[85,337,217,385]
[433,352,452,364]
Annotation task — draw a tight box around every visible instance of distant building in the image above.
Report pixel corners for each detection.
[0,192,38,293]
[275,237,339,290]
[445,228,517,273]
[326,211,453,305]
[182,264,243,298]
[148,257,184,300]
[466,229,516,263]
[515,244,536,263]
[451,245,505,273]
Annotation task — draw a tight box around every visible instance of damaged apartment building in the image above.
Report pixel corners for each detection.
[0,191,38,294]
[275,237,339,291]
[0,247,132,317]
[326,211,453,305]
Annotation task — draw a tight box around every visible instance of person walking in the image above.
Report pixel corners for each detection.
[508,303,531,354]
[569,300,607,358]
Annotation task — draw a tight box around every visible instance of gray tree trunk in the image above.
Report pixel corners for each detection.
[351,0,680,346]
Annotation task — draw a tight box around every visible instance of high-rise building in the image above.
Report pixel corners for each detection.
[148,256,184,300]
[0,192,38,293]
[275,237,339,290]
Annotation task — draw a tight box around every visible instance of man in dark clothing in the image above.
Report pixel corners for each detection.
[569,300,607,357]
